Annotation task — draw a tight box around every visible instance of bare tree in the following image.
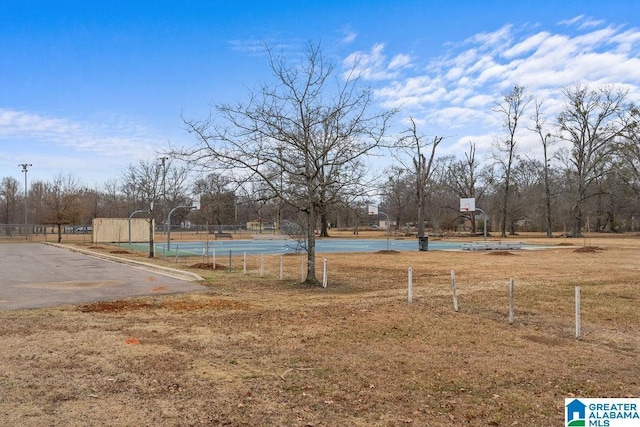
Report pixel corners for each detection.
[558,83,630,237]
[42,173,83,242]
[193,173,236,233]
[121,159,163,257]
[384,167,414,232]
[178,42,394,285]
[394,118,441,239]
[618,105,640,196]
[530,100,557,237]
[0,177,20,233]
[444,142,483,233]
[492,85,531,237]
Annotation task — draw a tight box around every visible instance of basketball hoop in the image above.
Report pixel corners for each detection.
[459,198,475,213]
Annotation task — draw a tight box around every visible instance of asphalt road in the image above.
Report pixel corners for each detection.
[0,243,206,310]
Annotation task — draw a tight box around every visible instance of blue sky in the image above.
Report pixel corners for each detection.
[1,0,640,186]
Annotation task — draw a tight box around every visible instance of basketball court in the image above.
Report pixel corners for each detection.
[124,237,465,257]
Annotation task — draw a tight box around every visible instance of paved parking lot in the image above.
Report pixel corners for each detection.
[0,243,206,310]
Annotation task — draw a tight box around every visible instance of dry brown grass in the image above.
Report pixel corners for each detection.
[0,232,639,426]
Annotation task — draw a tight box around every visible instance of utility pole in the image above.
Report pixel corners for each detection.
[160,157,169,235]
[18,163,32,230]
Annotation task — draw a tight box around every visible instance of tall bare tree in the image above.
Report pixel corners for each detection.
[193,173,236,233]
[530,100,557,237]
[558,83,630,237]
[492,85,531,237]
[121,159,163,257]
[178,42,394,285]
[42,174,83,242]
[444,142,483,233]
[0,177,20,232]
[394,118,441,240]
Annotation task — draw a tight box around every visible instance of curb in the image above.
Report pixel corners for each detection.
[43,242,205,282]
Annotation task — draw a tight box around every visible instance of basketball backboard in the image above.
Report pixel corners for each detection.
[460,198,475,212]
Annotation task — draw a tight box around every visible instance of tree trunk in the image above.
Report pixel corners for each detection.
[149,217,155,258]
[305,208,318,284]
[501,181,509,238]
[572,203,582,237]
[319,210,329,237]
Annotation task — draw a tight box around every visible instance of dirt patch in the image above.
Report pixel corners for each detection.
[109,250,131,254]
[88,246,105,249]
[78,297,250,313]
[487,251,516,256]
[376,249,400,254]
[189,262,228,269]
[522,334,564,346]
[573,246,603,253]
[557,242,574,246]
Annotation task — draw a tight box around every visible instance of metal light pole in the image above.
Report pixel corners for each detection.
[19,163,32,228]
[379,210,391,251]
[167,205,195,251]
[160,157,169,235]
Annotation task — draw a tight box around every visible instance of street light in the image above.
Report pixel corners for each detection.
[160,157,169,235]
[18,163,32,228]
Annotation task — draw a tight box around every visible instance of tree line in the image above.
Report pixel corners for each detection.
[1,42,639,283]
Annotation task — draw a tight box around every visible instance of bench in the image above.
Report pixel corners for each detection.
[213,233,233,240]
[461,241,522,251]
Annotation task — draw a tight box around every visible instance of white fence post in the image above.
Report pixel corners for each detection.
[243,251,247,275]
[451,270,459,312]
[408,267,413,303]
[508,278,514,325]
[575,286,581,339]
[260,254,264,277]
[322,258,328,288]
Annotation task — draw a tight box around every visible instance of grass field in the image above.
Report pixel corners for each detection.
[0,232,638,426]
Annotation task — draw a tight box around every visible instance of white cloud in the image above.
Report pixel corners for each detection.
[343,43,412,81]
[364,18,640,160]
[0,109,163,182]
[339,27,358,44]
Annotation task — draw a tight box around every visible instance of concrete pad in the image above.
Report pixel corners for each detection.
[0,243,207,311]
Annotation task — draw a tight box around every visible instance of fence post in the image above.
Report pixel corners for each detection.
[279,256,284,280]
[575,286,581,339]
[508,278,514,325]
[408,267,413,303]
[260,254,264,277]
[322,258,328,288]
[243,251,247,275]
[228,250,232,272]
[451,270,459,312]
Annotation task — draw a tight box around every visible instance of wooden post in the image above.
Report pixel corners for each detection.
[408,267,413,303]
[451,270,459,312]
[243,251,247,275]
[322,258,328,288]
[575,286,581,339]
[279,256,284,280]
[228,250,232,272]
[260,254,264,277]
[508,278,514,325]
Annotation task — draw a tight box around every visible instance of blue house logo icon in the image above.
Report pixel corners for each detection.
[566,399,586,426]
